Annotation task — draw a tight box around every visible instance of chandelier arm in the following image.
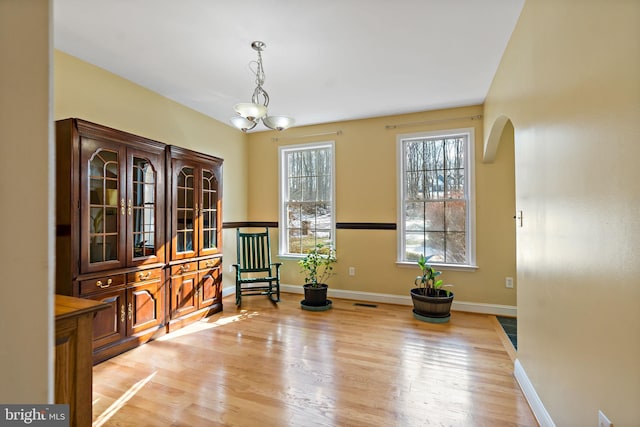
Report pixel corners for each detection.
[251,86,270,108]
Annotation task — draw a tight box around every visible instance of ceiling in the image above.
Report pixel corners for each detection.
[53,0,524,131]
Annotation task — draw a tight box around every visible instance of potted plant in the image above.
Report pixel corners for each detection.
[410,254,454,323]
[298,242,337,311]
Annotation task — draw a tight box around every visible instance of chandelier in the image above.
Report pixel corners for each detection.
[230,41,295,132]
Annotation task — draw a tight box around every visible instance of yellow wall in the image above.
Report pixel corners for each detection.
[484,0,640,425]
[247,105,517,307]
[0,0,53,402]
[54,50,249,285]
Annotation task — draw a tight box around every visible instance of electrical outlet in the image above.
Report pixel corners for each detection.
[598,410,612,427]
[228,264,234,273]
[505,277,514,288]
[348,267,356,276]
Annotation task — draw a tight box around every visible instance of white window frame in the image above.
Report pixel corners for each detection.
[279,141,336,257]
[396,128,476,269]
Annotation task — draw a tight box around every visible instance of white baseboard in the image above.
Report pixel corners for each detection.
[224,284,517,317]
[514,359,555,427]
[451,300,517,317]
[277,284,517,316]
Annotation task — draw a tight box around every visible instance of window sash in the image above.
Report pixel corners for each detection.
[279,142,335,256]
[398,129,474,266]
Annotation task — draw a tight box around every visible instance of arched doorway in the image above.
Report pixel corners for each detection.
[485,115,518,347]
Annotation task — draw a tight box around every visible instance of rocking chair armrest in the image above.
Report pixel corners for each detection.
[271,262,282,271]
[271,262,282,278]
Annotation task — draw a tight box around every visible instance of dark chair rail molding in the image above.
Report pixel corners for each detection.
[223,222,396,230]
[224,222,279,229]
[336,222,397,230]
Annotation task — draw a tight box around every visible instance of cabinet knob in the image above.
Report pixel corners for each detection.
[180,264,191,273]
[128,303,133,321]
[121,198,126,215]
[138,271,151,281]
[120,304,125,323]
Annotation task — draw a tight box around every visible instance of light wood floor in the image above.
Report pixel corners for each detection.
[92,293,536,426]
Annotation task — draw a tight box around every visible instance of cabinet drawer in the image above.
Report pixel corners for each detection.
[199,258,221,270]
[127,268,162,285]
[78,274,126,296]
[170,261,198,276]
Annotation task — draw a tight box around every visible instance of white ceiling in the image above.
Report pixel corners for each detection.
[53,0,524,131]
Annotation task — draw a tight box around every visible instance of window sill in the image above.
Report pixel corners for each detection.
[396,261,479,272]
[278,254,305,260]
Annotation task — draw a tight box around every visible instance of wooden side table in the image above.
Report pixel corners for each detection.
[55,295,109,427]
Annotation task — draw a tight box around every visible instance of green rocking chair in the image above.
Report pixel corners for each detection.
[232,228,282,306]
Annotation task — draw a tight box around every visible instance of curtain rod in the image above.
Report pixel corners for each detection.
[385,114,482,130]
[271,130,342,142]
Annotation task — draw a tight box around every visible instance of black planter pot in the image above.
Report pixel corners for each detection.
[301,284,332,311]
[410,287,454,323]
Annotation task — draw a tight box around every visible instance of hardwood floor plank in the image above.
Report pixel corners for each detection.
[93,293,536,426]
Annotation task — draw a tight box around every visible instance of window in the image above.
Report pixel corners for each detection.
[398,128,475,266]
[279,142,335,256]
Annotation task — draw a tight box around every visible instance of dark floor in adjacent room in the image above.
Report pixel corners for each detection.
[497,316,517,349]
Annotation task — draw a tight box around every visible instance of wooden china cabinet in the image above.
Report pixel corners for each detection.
[166,146,223,331]
[56,119,224,362]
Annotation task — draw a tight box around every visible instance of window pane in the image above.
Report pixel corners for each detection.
[300,204,316,229]
[405,232,425,261]
[316,203,331,230]
[315,232,332,248]
[301,176,317,202]
[288,229,302,253]
[424,232,445,262]
[445,232,466,263]
[405,141,424,172]
[445,201,466,232]
[317,175,331,201]
[426,170,442,199]
[288,177,303,201]
[405,202,424,231]
[425,202,444,231]
[448,168,465,198]
[405,172,424,199]
[287,203,301,228]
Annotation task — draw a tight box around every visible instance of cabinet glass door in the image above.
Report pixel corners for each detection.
[89,150,120,263]
[82,141,126,273]
[200,168,220,254]
[176,166,196,256]
[131,157,156,260]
